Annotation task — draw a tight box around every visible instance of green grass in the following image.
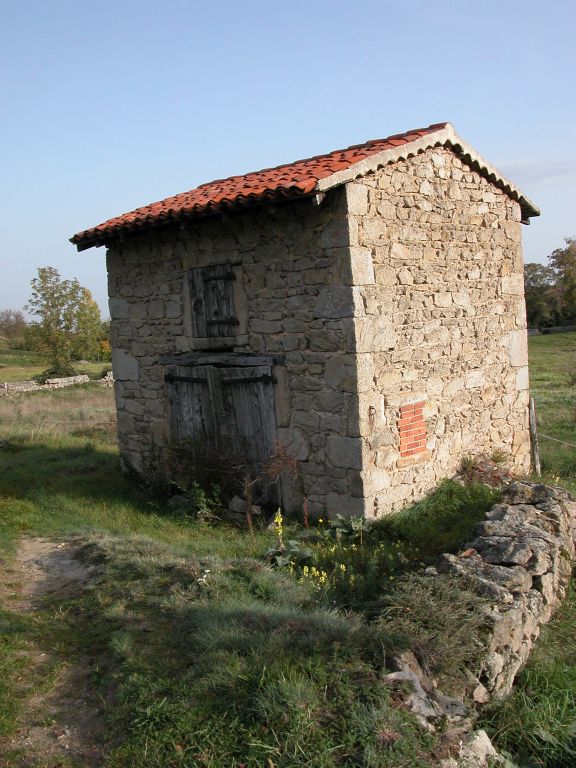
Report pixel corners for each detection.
[294,480,498,618]
[0,386,274,559]
[528,332,576,494]
[0,334,574,766]
[0,386,445,766]
[0,609,30,737]
[0,347,107,382]
[32,535,437,768]
[373,479,499,558]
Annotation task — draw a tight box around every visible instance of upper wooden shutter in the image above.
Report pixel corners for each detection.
[188,264,238,339]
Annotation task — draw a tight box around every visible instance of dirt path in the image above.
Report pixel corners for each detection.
[0,538,106,767]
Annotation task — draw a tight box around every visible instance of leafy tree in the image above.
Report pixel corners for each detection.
[99,339,112,362]
[71,288,103,360]
[523,263,560,328]
[548,236,576,324]
[0,309,26,340]
[524,236,576,328]
[25,267,103,365]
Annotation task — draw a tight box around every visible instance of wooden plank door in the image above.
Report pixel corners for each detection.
[217,366,276,466]
[166,365,212,447]
[167,363,278,505]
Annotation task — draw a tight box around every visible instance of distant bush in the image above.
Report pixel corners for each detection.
[7,337,26,350]
[33,362,79,384]
[84,365,112,381]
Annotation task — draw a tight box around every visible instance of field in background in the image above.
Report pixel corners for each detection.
[0,346,107,382]
[528,332,576,494]
[0,384,275,558]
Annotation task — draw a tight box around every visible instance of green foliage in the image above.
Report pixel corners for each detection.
[324,513,373,544]
[180,481,224,522]
[525,235,576,328]
[270,481,496,617]
[311,537,420,614]
[32,361,79,384]
[373,479,499,558]
[481,580,576,767]
[549,236,576,325]
[265,538,315,569]
[0,309,26,341]
[524,263,563,328]
[25,266,103,366]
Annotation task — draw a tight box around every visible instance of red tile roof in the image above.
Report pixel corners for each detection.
[71,123,448,250]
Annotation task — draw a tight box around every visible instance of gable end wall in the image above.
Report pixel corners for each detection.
[346,147,530,515]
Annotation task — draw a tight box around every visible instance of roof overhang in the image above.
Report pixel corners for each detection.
[316,123,540,224]
[70,123,539,251]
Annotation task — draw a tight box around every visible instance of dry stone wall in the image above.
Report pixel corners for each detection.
[0,375,91,396]
[347,148,530,515]
[440,481,575,700]
[387,482,575,767]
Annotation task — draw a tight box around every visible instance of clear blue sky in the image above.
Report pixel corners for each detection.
[1,0,575,317]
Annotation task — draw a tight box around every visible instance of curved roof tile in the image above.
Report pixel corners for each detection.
[71,123,538,251]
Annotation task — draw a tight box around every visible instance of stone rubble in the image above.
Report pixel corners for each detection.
[386,481,576,767]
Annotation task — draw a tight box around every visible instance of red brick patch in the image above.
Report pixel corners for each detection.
[398,401,427,458]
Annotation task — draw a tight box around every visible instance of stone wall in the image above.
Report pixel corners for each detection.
[106,188,367,512]
[440,481,575,700]
[106,145,530,517]
[386,482,575,767]
[0,375,91,396]
[347,148,530,515]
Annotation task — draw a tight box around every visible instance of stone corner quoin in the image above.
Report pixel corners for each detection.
[103,143,532,518]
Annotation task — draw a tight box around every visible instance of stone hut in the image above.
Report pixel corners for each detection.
[71,122,539,518]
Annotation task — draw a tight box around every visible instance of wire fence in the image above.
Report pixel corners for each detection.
[538,432,576,450]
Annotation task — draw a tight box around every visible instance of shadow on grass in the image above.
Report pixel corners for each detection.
[0,441,146,504]
[36,538,435,768]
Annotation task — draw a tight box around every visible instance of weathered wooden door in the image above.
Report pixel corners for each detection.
[166,362,278,503]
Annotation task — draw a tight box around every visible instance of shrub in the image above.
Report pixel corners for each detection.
[272,481,498,616]
[309,537,422,615]
[179,481,224,523]
[33,362,78,384]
